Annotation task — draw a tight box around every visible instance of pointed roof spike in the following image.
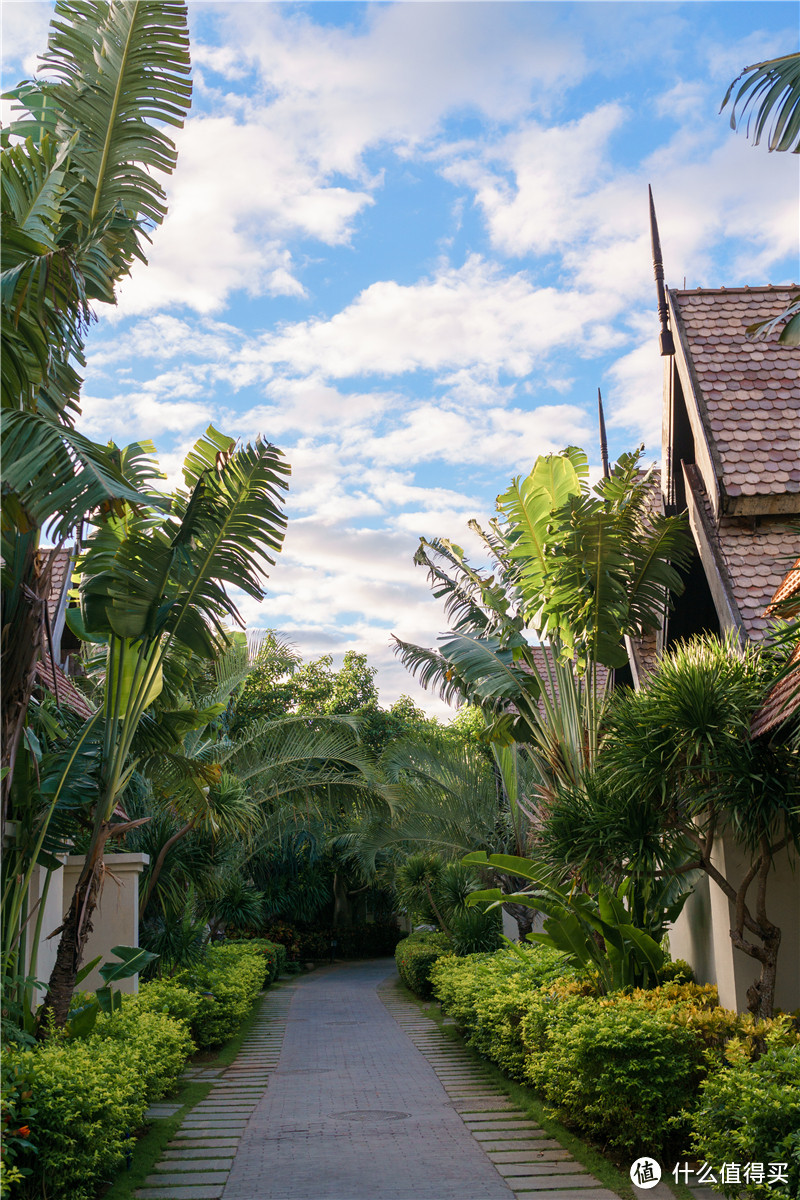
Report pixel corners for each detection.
[598,388,610,478]
[649,185,676,357]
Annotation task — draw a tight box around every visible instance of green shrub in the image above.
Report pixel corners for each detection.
[522,995,703,1156]
[658,957,695,984]
[1,1056,36,1199]
[15,1036,147,1200]
[89,1006,193,1100]
[431,944,572,1079]
[688,1042,800,1200]
[136,978,201,1027]
[222,937,278,985]
[395,932,451,998]
[178,942,265,1047]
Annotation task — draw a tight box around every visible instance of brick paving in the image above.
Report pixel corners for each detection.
[136,960,620,1200]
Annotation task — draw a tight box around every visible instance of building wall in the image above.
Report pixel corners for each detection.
[670,834,799,1013]
[23,853,149,999]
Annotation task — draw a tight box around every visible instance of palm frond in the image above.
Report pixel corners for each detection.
[722,51,800,153]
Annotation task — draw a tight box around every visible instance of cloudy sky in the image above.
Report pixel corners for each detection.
[4,1,798,712]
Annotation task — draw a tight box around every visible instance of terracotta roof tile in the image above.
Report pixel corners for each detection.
[672,286,800,506]
[35,649,94,719]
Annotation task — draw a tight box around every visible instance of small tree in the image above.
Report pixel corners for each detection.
[542,636,800,1018]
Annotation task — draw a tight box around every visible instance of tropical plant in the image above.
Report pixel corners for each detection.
[561,636,800,1017]
[37,426,290,1028]
[463,852,689,992]
[1,0,193,803]
[721,51,800,344]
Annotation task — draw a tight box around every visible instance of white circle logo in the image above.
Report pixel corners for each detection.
[630,1158,662,1189]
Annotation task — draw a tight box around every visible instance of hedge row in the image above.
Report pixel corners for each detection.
[429,946,800,1196]
[3,938,283,1200]
[394,931,452,998]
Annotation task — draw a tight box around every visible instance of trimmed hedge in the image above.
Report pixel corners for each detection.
[395,932,452,998]
[430,947,800,1161]
[176,941,266,1047]
[688,1040,800,1200]
[13,1008,192,1200]
[430,944,573,1079]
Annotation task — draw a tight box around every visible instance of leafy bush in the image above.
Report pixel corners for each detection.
[221,937,278,984]
[89,1006,194,1100]
[431,944,573,1079]
[448,906,503,956]
[177,942,265,1047]
[1,1056,36,1199]
[395,932,451,998]
[13,1036,147,1200]
[522,996,702,1156]
[688,1041,800,1200]
[136,978,201,1027]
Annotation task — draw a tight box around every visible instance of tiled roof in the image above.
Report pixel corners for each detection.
[767,556,800,617]
[526,645,610,699]
[751,561,800,739]
[684,464,798,641]
[36,547,73,624]
[35,649,94,719]
[671,286,800,512]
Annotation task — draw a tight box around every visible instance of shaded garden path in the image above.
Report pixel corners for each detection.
[136,960,618,1200]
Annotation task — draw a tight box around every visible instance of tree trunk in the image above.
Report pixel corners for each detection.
[332,872,353,929]
[37,833,108,1032]
[745,926,781,1020]
[503,901,538,942]
[1,538,49,828]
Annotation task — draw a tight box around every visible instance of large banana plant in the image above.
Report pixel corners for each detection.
[463,851,679,992]
[1,0,192,817]
[37,427,290,1028]
[396,447,692,778]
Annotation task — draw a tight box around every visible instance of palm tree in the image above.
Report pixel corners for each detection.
[396,447,692,788]
[721,51,800,345]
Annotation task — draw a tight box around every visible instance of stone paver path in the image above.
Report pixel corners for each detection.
[136,961,619,1200]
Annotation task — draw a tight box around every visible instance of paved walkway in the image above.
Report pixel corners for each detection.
[135,960,618,1200]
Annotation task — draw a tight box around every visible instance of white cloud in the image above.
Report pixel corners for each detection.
[229,256,616,384]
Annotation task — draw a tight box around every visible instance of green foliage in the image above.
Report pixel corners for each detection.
[522,997,702,1157]
[222,938,281,983]
[688,1042,800,1200]
[136,978,200,1027]
[88,1005,193,1101]
[176,942,265,1047]
[394,932,452,998]
[722,51,800,154]
[466,852,680,992]
[1,1056,36,1198]
[430,944,573,1079]
[11,999,192,1200]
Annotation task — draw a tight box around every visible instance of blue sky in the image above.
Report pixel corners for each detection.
[4,1,799,712]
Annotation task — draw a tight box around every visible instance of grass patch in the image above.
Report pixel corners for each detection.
[101,976,295,1200]
[392,978,637,1200]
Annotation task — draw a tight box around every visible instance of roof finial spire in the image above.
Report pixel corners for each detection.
[598,388,610,478]
[649,185,675,357]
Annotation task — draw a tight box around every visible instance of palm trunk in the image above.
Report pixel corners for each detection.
[37,830,109,1032]
[139,820,195,921]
